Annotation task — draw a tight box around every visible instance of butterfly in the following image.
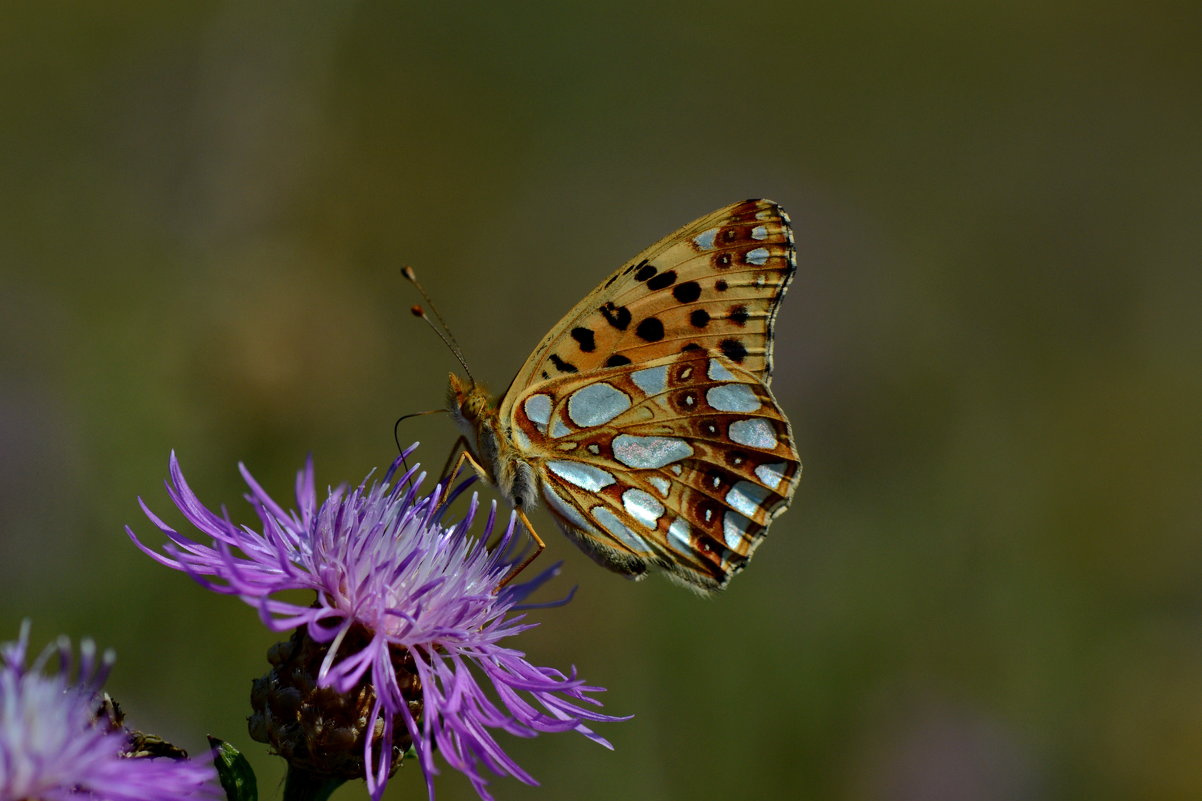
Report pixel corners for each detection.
[439,199,802,592]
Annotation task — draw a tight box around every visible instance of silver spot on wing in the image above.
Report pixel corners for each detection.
[755,462,788,490]
[707,358,736,382]
[622,488,665,529]
[547,460,616,492]
[745,247,770,266]
[567,382,631,427]
[544,485,593,532]
[612,434,694,469]
[524,394,552,431]
[706,384,761,413]
[668,517,691,553]
[723,510,754,549]
[631,364,669,396]
[693,227,719,251]
[729,419,778,450]
[592,506,651,553]
[726,480,770,519]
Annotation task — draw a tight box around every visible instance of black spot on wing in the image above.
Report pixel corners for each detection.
[715,279,728,292]
[646,270,676,291]
[690,309,710,328]
[549,354,578,373]
[605,354,632,367]
[635,317,664,342]
[729,305,749,325]
[715,253,732,269]
[719,338,748,363]
[600,302,632,331]
[634,262,656,281]
[681,342,702,352]
[570,326,596,352]
[673,281,701,303]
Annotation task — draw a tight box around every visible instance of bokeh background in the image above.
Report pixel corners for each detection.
[2,2,1200,799]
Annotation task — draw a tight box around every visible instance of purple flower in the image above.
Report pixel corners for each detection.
[129,446,626,801]
[0,622,219,801]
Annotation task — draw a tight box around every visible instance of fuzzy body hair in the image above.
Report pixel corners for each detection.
[447,373,539,510]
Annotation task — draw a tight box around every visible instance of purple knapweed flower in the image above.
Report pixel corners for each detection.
[129,446,626,801]
[0,621,219,801]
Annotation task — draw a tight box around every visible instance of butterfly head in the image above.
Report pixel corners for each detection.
[446,372,497,443]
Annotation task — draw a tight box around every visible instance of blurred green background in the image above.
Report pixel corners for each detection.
[2,2,1200,799]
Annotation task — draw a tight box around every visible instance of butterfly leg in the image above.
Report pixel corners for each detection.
[495,507,546,592]
[436,443,545,590]
[444,445,490,490]
[438,436,469,484]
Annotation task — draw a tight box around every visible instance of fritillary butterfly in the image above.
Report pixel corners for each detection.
[443,199,802,592]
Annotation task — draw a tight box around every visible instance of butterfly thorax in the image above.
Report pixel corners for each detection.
[447,372,540,510]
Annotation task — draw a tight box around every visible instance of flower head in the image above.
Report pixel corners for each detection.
[130,446,626,800]
[0,622,219,801]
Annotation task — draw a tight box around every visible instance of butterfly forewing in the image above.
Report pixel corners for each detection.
[500,199,797,403]
[509,350,801,590]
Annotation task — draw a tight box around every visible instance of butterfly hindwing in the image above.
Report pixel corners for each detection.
[508,349,801,590]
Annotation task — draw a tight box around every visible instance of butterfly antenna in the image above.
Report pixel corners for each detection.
[403,266,476,383]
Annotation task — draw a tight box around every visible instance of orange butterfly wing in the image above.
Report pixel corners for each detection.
[499,198,796,396]
[495,199,801,591]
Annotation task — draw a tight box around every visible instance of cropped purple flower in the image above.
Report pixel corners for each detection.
[0,622,219,801]
[129,446,626,801]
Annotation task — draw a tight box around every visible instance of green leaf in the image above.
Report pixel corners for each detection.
[208,736,259,801]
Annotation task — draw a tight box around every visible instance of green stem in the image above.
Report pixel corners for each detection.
[282,766,346,801]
